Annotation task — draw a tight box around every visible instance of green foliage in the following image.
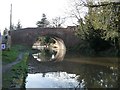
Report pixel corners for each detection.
[44,36,55,44]
[2,46,20,64]
[2,45,28,65]
[44,36,50,43]
[37,36,54,44]
[88,3,119,41]
[36,13,50,28]
[69,41,95,56]
[76,1,120,55]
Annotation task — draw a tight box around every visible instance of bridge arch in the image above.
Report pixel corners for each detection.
[32,36,66,62]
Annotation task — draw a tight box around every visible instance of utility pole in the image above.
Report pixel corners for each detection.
[10,4,12,31]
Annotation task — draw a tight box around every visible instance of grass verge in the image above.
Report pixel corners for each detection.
[2,52,29,89]
[2,45,26,65]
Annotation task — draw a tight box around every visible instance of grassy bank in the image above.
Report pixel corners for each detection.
[2,45,26,65]
[2,52,29,89]
[2,45,30,89]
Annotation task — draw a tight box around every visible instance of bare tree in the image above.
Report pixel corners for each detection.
[51,17,66,28]
[67,0,88,24]
[67,0,120,24]
[16,20,22,30]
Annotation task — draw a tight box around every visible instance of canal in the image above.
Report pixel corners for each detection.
[25,53,119,88]
[24,36,119,89]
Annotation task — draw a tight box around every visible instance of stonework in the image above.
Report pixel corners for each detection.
[10,26,81,48]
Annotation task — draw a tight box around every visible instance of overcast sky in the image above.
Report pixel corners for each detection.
[0,0,119,34]
[0,0,80,34]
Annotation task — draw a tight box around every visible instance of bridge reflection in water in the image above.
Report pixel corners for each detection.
[32,36,66,62]
[25,36,119,88]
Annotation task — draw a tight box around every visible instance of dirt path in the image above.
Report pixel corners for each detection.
[2,53,23,73]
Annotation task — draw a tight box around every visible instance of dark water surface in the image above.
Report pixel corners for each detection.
[25,53,119,88]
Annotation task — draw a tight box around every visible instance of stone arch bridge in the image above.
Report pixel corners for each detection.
[10,27,81,49]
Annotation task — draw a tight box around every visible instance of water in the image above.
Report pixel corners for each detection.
[26,72,81,88]
[25,37,119,88]
[25,53,119,88]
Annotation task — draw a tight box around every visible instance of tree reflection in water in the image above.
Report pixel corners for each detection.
[75,64,118,88]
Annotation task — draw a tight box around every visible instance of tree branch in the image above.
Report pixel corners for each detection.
[85,2,120,8]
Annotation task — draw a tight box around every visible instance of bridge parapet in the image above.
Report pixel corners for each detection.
[10,27,81,48]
